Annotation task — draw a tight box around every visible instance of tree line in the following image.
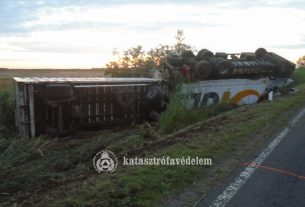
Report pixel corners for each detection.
[297,56,305,68]
[105,29,193,77]
[105,29,305,77]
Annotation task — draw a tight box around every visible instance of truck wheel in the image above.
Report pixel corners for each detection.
[255,48,267,58]
[181,50,196,59]
[215,52,228,59]
[275,62,294,78]
[213,59,233,78]
[194,60,213,80]
[146,85,164,105]
[196,49,214,61]
[166,55,185,66]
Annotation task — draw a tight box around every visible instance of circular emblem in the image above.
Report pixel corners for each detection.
[93,150,118,173]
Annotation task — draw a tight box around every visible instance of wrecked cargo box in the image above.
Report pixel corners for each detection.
[13,77,165,138]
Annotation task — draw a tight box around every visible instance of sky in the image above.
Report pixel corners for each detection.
[0,0,305,69]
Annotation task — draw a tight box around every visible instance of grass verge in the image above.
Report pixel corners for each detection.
[1,83,305,206]
[1,69,305,206]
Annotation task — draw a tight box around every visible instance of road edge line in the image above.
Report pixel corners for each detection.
[196,106,305,207]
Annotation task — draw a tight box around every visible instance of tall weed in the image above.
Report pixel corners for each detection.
[158,87,234,134]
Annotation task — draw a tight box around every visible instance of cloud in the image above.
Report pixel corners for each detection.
[0,1,40,33]
[0,0,305,68]
[271,43,305,49]
[5,40,112,54]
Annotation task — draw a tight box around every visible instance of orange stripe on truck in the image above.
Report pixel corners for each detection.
[230,89,260,105]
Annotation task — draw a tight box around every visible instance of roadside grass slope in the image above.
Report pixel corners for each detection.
[0,69,305,206]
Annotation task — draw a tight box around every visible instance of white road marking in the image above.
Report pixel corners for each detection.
[206,107,305,207]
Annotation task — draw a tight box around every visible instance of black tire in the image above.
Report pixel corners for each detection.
[146,85,164,105]
[215,52,227,59]
[166,55,185,66]
[181,50,196,59]
[274,62,294,78]
[277,63,287,77]
[285,64,295,77]
[194,60,213,80]
[213,58,233,78]
[255,48,267,58]
[196,49,214,61]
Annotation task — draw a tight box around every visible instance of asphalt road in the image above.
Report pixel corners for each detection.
[197,108,305,207]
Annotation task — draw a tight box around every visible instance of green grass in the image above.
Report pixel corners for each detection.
[0,84,304,207]
[1,69,305,206]
[158,88,234,134]
[0,78,13,92]
[0,89,14,132]
[47,84,305,207]
[158,92,203,134]
[290,68,305,86]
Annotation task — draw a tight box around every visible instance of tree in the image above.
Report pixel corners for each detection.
[105,29,193,77]
[106,45,145,69]
[174,29,192,54]
[146,29,193,68]
[297,55,305,68]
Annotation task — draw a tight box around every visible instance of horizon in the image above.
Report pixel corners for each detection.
[1,0,305,69]
[0,67,105,70]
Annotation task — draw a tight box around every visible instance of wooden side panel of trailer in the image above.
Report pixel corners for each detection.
[13,77,161,138]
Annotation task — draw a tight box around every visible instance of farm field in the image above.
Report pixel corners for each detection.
[0,68,105,78]
[0,68,105,91]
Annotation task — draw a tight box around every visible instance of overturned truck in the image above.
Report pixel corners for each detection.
[165,48,295,80]
[162,48,295,107]
[14,48,295,137]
